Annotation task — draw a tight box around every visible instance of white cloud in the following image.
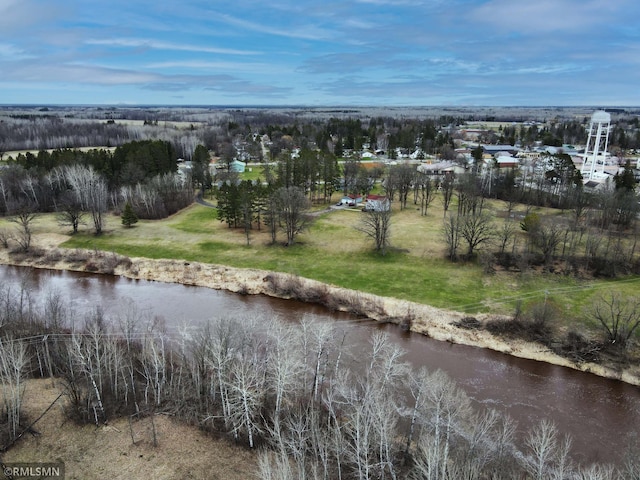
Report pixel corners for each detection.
[470,0,631,34]
[0,0,62,31]
[86,38,259,56]
[144,60,288,75]
[0,43,33,60]
[216,13,334,41]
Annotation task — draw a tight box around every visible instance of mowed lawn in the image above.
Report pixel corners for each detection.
[52,197,640,327]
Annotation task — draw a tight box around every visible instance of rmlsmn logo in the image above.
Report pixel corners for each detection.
[2,462,64,479]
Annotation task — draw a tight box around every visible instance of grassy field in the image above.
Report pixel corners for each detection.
[14,194,629,338]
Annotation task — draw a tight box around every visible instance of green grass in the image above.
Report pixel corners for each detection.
[172,207,218,233]
[239,165,266,182]
[57,199,640,338]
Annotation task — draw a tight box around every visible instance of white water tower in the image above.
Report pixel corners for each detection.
[580,110,611,181]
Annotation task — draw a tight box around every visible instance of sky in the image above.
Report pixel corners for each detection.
[0,0,639,106]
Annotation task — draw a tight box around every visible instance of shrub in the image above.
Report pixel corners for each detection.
[454,316,482,330]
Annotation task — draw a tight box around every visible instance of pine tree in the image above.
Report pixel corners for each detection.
[614,159,636,191]
[121,202,138,228]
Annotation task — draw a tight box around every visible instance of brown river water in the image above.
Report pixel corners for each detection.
[1,264,638,466]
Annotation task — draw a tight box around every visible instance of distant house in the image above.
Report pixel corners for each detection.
[338,194,363,206]
[494,152,519,169]
[177,159,192,181]
[364,194,390,211]
[417,161,463,176]
[482,144,520,155]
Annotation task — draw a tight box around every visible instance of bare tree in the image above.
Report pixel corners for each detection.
[440,175,454,216]
[575,464,616,480]
[459,212,494,258]
[227,352,266,448]
[497,220,516,255]
[386,164,414,209]
[443,213,461,261]
[9,206,37,252]
[63,165,108,235]
[57,190,86,234]
[0,229,11,249]
[415,174,437,216]
[587,292,640,348]
[521,419,571,480]
[0,177,8,214]
[343,159,361,195]
[265,322,304,419]
[257,450,296,480]
[274,186,311,246]
[569,186,591,230]
[409,370,472,480]
[533,223,563,269]
[357,207,392,255]
[140,333,167,407]
[456,173,484,217]
[0,338,28,440]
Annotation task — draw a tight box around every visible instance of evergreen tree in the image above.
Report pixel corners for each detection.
[192,144,212,190]
[121,202,138,228]
[614,159,636,191]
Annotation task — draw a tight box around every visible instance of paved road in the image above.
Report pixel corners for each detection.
[195,191,216,208]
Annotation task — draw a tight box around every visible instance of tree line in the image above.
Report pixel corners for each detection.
[0,141,194,239]
[0,281,637,479]
[9,140,178,188]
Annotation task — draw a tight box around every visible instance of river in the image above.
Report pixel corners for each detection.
[1,264,638,466]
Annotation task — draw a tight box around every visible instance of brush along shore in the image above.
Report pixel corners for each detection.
[1,233,639,386]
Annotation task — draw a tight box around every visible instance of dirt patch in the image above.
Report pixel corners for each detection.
[1,232,639,386]
[2,379,257,480]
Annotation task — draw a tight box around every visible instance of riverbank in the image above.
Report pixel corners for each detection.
[2,233,639,386]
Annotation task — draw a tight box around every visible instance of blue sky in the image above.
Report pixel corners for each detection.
[0,0,639,106]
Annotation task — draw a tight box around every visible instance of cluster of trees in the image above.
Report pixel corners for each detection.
[0,141,195,236]
[275,148,341,202]
[313,117,454,159]
[9,140,178,188]
[0,284,637,479]
[0,115,133,151]
[214,146,342,245]
[215,182,311,246]
[438,164,640,278]
[117,172,194,220]
[0,113,224,161]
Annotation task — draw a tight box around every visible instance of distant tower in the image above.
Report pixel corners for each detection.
[580,110,611,181]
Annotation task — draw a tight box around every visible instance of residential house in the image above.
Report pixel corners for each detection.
[338,194,363,206]
[364,194,390,211]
